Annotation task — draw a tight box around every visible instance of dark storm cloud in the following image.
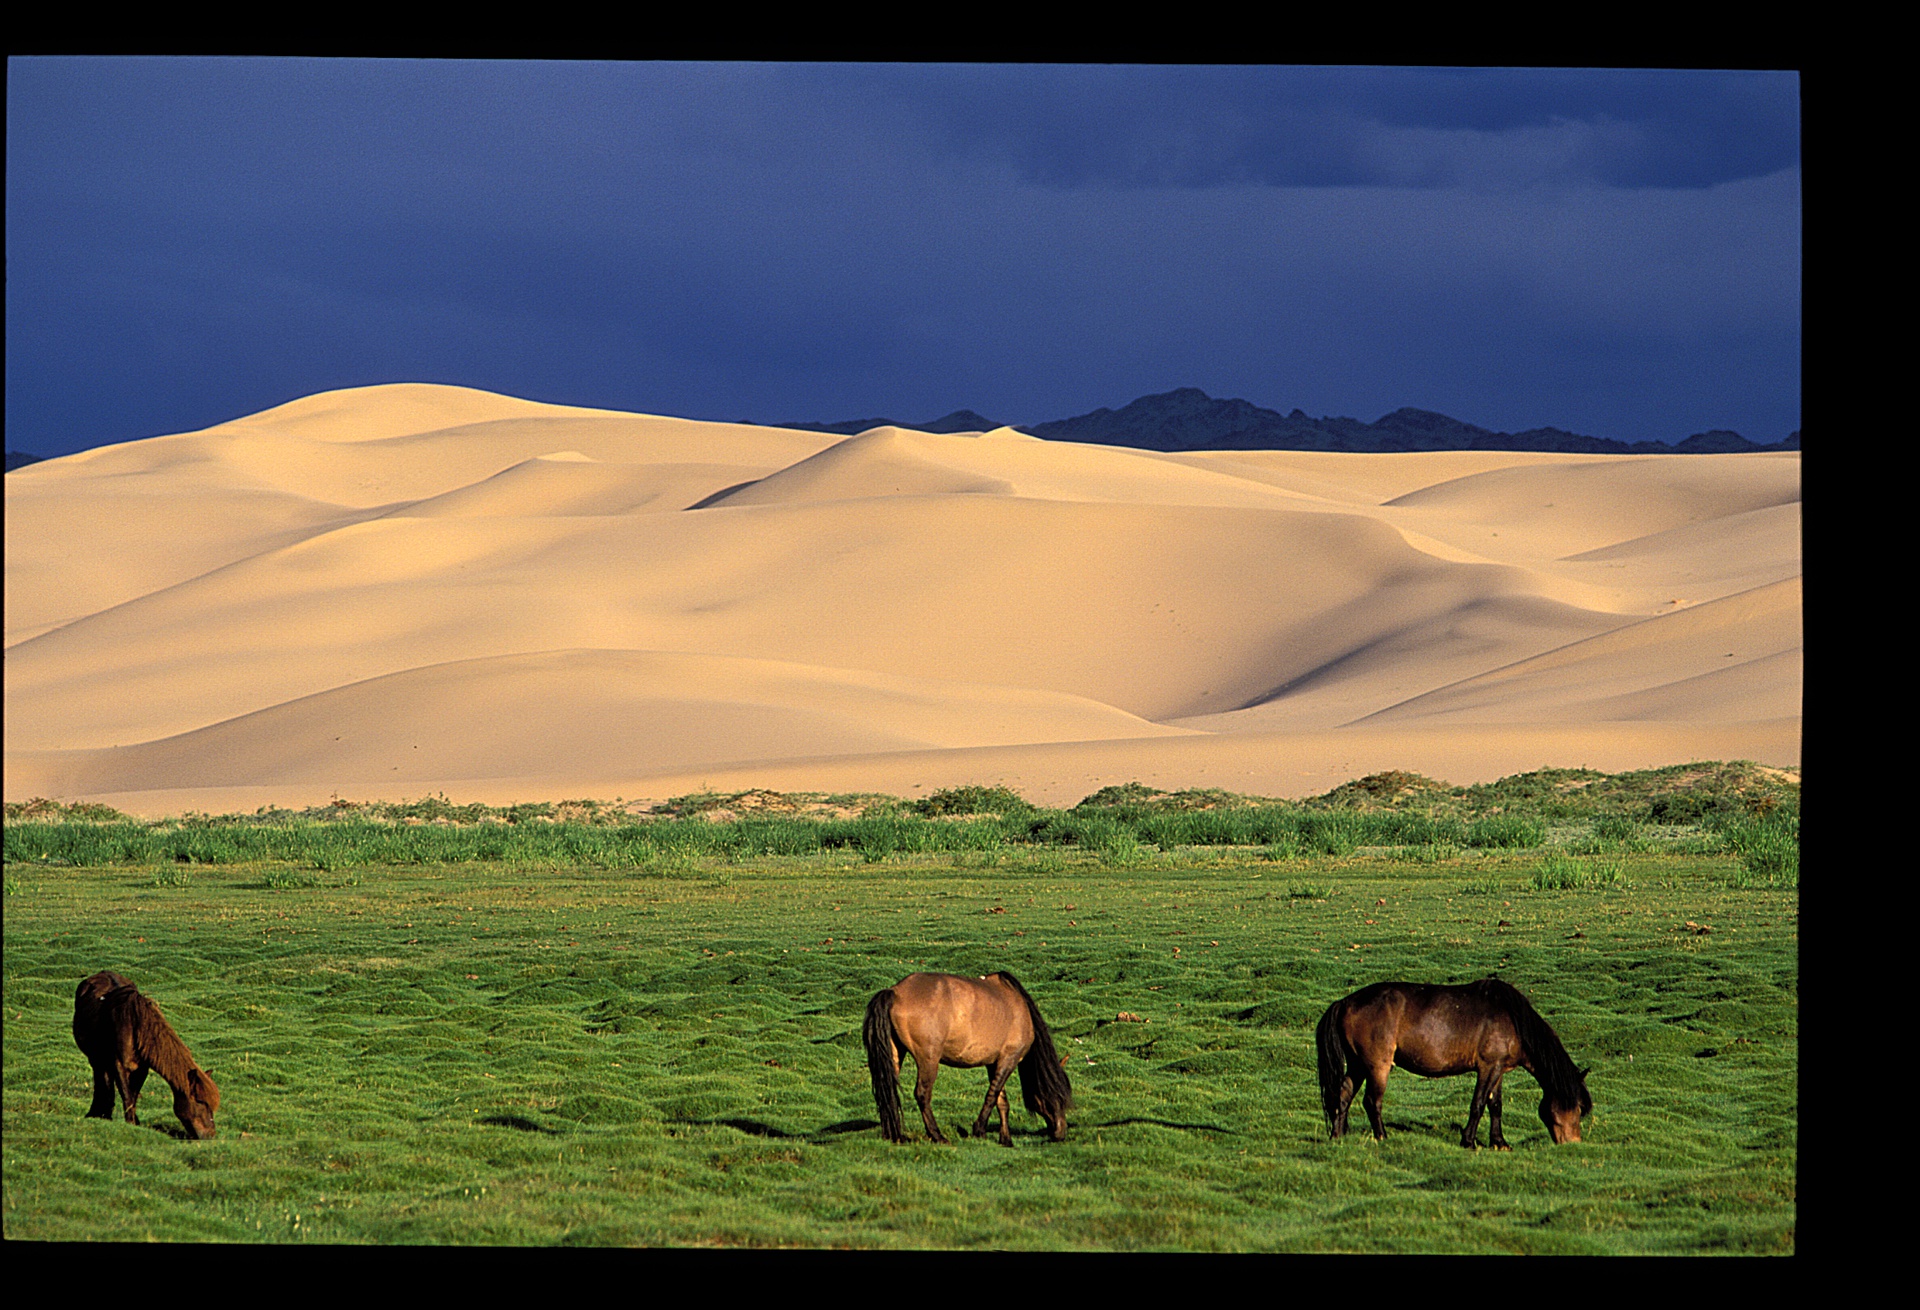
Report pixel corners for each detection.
[816,65,1799,190]
[6,60,1798,459]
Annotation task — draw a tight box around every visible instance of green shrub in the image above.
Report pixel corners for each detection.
[915,786,1034,818]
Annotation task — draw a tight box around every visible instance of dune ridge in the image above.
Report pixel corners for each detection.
[5,384,1800,814]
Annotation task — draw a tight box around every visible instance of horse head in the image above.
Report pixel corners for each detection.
[1540,1065,1593,1143]
[174,1068,220,1140]
[1540,1098,1583,1143]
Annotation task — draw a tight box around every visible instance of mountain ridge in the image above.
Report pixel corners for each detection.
[785,388,1800,455]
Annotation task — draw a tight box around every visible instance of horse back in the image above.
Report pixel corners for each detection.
[73,971,141,1064]
[890,972,1031,1066]
[1340,981,1521,1078]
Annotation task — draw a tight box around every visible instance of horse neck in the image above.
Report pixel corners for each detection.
[1512,1013,1581,1106]
[132,997,203,1092]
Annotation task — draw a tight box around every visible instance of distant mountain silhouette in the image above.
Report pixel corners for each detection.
[779,409,1004,436]
[790,388,1800,454]
[5,450,46,472]
[1021,389,1800,454]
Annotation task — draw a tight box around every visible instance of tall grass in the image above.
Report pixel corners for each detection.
[0,803,1674,871]
[1714,808,1799,888]
[1531,850,1629,890]
[1465,815,1547,849]
[3,763,1795,883]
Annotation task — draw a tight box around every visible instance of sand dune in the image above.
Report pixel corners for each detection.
[1354,577,1802,725]
[4,384,1800,813]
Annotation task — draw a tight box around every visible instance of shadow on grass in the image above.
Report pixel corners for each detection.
[147,1121,205,1142]
[477,1113,563,1134]
[679,1116,903,1141]
[1083,1117,1235,1134]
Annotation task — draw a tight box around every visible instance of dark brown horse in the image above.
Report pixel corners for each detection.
[73,972,220,1140]
[1316,978,1590,1149]
[864,971,1074,1145]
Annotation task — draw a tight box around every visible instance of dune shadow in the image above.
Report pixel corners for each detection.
[683,481,760,510]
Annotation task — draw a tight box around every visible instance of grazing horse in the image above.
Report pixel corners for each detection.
[863,971,1073,1145]
[1316,978,1590,1149]
[73,972,220,1140]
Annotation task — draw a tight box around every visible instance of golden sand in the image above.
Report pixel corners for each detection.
[4,384,1800,814]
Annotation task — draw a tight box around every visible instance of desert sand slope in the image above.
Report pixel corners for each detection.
[1353,577,1802,725]
[4,384,1799,811]
[10,649,1192,796]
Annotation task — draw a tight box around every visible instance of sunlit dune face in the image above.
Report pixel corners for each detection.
[1,384,1800,811]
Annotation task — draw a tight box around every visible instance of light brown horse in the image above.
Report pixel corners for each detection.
[864,971,1073,1145]
[1316,978,1590,1149]
[73,971,220,1140]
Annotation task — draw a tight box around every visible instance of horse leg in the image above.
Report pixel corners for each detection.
[1363,1062,1392,1141]
[913,1059,949,1145]
[1486,1072,1509,1150]
[87,1064,116,1119]
[115,1063,145,1125]
[1332,1071,1358,1138]
[1462,1069,1493,1149]
[972,1060,1017,1146]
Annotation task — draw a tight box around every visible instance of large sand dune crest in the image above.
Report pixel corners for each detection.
[4,384,1799,812]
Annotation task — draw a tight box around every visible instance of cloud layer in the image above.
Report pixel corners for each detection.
[6,62,1800,458]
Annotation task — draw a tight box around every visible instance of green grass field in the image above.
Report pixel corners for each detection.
[2,769,1796,1251]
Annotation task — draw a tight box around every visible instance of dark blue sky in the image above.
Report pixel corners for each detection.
[6,60,1800,458]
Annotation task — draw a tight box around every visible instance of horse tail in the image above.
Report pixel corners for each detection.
[863,987,906,1142]
[1482,978,1591,1116]
[1315,998,1349,1135]
[994,972,1075,1120]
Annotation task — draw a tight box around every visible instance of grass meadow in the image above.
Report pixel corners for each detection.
[2,768,1797,1251]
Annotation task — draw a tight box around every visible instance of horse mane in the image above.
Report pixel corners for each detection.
[128,991,218,1111]
[1476,978,1589,1114]
[989,971,1074,1117]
